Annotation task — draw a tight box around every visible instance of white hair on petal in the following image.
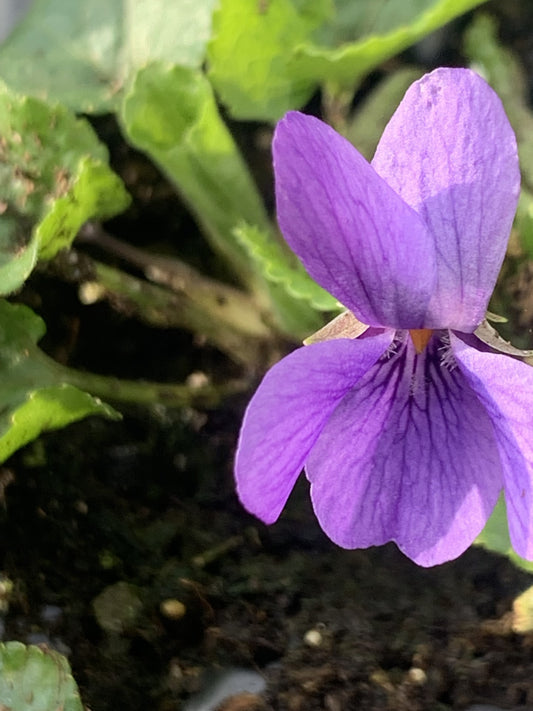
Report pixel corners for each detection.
[438,332,457,372]
[384,330,406,359]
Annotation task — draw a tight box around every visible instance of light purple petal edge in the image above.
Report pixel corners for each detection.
[273,112,437,329]
[373,68,520,331]
[235,332,393,524]
[452,334,533,559]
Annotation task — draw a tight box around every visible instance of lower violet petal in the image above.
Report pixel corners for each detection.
[452,334,533,560]
[306,333,503,566]
[235,332,393,524]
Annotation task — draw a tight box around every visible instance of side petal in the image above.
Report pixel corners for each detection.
[452,334,533,560]
[273,111,436,329]
[372,68,520,332]
[235,332,393,523]
[306,334,503,566]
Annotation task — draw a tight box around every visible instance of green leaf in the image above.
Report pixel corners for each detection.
[208,0,331,121]
[208,0,486,121]
[317,0,483,46]
[464,14,533,257]
[515,189,533,259]
[464,14,533,191]
[121,62,269,284]
[475,496,533,573]
[234,223,340,312]
[37,158,130,260]
[0,300,119,464]
[0,641,84,711]
[297,0,486,96]
[319,0,441,45]
[0,83,130,293]
[0,0,217,113]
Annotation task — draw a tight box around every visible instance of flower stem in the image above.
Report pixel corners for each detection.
[49,360,245,409]
[48,243,280,370]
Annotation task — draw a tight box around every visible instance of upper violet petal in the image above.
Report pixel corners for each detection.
[235,332,393,524]
[372,68,520,332]
[273,112,436,329]
[306,334,503,566]
[452,334,533,560]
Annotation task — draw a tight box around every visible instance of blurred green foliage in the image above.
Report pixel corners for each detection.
[0,641,84,711]
[0,82,130,293]
[208,0,486,120]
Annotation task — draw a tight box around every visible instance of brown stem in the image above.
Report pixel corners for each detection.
[46,247,280,371]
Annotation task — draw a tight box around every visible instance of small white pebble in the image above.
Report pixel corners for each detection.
[186,371,209,388]
[303,628,323,647]
[160,599,186,620]
[74,500,88,515]
[407,667,427,684]
[79,281,106,305]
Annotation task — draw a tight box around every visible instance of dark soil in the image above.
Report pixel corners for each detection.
[3,2,533,709]
[2,402,533,711]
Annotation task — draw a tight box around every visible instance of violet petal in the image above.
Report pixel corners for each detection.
[235,332,393,523]
[452,334,533,560]
[372,68,520,332]
[273,112,436,329]
[306,334,502,566]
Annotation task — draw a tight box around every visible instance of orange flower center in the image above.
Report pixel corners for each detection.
[409,328,433,354]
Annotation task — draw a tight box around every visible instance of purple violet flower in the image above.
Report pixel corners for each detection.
[234,67,533,567]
